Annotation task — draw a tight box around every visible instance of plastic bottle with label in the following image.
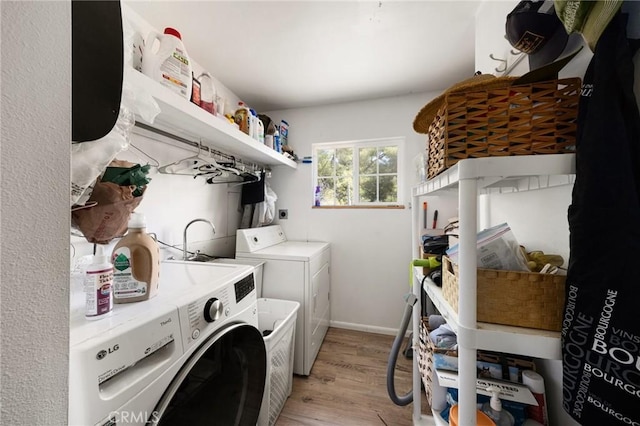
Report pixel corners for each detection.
[274,129,281,153]
[198,72,216,114]
[235,101,251,135]
[112,212,160,304]
[481,387,515,426]
[142,27,192,99]
[280,120,289,147]
[85,245,114,320]
[251,109,264,143]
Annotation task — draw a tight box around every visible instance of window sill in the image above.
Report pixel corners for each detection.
[312,205,405,209]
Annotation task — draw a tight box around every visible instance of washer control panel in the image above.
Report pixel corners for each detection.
[234,274,255,303]
[178,271,257,350]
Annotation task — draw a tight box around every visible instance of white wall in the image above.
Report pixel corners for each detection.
[70,132,243,263]
[265,92,444,334]
[1,2,71,425]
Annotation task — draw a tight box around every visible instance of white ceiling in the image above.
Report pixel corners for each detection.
[126,1,483,112]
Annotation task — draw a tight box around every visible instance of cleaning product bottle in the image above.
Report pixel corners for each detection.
[274,129,281,153]
[198,72,216,114]
[112,212,160,304]
[315,186,321,206]
[84,245,114,320]
[482,387,515,426]
[142,27,193,99]
[234,102,251,135]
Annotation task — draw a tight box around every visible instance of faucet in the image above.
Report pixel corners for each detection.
[183,218,216,260]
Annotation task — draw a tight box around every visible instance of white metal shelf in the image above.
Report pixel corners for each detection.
[129,70,297,169]
[413,154,575,197]
[410,154,576,425]
[417,270,561,359]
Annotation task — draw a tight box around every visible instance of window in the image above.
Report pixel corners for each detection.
[312,137,404,207]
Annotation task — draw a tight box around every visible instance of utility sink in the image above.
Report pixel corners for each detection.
[163,255,265,296]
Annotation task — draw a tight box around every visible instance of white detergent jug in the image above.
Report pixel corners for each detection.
[142,27,192,99]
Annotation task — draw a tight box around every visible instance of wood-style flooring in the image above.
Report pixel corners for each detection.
[275,327,431,426]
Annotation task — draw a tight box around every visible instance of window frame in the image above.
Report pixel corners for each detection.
[312,136,405,207]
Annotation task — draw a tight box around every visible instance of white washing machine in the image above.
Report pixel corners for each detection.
[236,225,330,376]
[69,261,266,426]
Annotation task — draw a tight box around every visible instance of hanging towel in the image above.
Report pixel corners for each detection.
[241,171,265,206]
[562,11,640,426]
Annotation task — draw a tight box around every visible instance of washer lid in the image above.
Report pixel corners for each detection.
[159,261,254,303]
[237,241,329,261]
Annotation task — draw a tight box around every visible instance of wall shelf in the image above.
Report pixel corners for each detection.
[129,70,297,169]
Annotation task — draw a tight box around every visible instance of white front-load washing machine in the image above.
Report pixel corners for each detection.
[69,261,266,426]
[236,225,330,376]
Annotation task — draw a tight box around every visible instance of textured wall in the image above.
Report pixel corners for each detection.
[1,2,71,424]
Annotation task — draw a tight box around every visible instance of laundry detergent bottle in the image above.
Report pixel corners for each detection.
[142,27,192,99]
[112,212,160,304]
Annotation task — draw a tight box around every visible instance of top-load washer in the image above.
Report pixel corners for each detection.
[236,225,330,376]
[69,261,266,426]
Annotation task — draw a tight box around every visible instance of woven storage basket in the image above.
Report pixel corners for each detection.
[427,78,581,179]
[418,316,457,406]
[441,256,566,331]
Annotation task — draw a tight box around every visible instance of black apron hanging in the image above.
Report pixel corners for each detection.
[562,12,640,426]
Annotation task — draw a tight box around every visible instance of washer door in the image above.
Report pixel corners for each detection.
[151,323,266,426]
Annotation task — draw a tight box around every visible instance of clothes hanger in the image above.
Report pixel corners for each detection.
[128,143,160,168]
[157,143,215,176]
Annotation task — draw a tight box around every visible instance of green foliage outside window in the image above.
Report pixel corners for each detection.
[314,139,402,206]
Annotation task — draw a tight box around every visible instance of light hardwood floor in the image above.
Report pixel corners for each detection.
[275,327,431,426]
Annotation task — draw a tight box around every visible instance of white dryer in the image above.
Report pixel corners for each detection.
[236,225,330,376]
[69,261,266,426]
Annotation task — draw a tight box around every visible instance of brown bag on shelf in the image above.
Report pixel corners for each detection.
[72,181,146,244]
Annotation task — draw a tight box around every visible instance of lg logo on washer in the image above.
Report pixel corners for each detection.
[96,344,120,360]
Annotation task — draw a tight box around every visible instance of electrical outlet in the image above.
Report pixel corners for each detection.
[278,209,288,220]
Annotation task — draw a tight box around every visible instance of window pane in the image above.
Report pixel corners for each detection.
[317,149,334,177]
[359,176,377,202]
[336,148,353,178]
[378,146,398,173]
[336,177,353,206]
[318,178,333,205]
[379,175,398,202]
[358,147,378,175]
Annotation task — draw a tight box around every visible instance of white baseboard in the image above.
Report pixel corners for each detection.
[329,320,412,337]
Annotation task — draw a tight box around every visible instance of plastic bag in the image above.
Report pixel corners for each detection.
[71,181,146,244]
[446,223,529,271]
[71,18,161,207]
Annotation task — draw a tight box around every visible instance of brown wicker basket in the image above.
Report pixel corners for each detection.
[441,256,566,331]
[418,316,457,405]
[427,78,581,179]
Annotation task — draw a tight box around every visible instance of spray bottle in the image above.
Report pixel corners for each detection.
[84,245,113,320]
[482,386,515,426]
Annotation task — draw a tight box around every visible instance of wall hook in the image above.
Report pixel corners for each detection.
[489,53,507,73]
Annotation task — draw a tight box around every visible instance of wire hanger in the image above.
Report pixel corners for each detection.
[157,143,216,176]
[128,142,160,168]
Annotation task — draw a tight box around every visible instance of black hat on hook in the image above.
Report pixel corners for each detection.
[505,0,581,70]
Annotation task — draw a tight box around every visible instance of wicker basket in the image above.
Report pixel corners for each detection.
[442,256,566,331]
[427,78,581,179]
[418,316,457,405]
